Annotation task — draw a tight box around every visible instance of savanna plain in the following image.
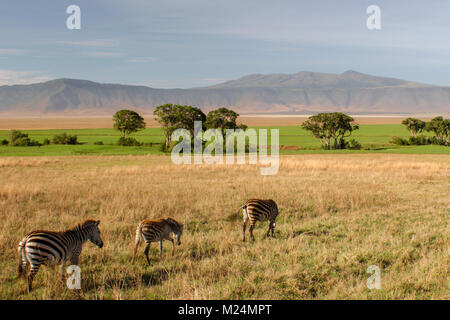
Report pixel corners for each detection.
[0,154,448,299]
[0,117,448,300]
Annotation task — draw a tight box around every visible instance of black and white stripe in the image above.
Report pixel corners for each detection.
[131,217,183,265]
[240,199,279,241]
[17,219,103,291]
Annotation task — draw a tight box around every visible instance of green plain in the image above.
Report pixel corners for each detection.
[0,125,448,156]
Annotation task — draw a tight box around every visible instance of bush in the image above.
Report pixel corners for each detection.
[391,135,435,146]
[117,137,142,146]
[346,139,362,150]
[43,138,50,145]
[94,141,104,145]
[9,130,41,146]
[429,136,446,145]
[1,139,9,146]
[390,136,409,145]
[52,133,78,145]
[10,130,28,142]
[408,135,431,145]
[159,142,168,152]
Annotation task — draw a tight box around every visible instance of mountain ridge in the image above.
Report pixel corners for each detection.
[0,70,448,116]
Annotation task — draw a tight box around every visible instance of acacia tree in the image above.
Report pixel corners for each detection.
[331,113,359,149]
[425,116,450,145]
[153,104,206,149]
[301,112,359,150]
[205,107,247,142]
[402,118,426,138]
[113,109,146,138]
[301,114,333,149]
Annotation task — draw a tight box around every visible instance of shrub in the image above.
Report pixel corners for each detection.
[408,135,431,145]
[43,138,51,145]
[9,130,41,146]
[94,141,104,145]
[117,137,142,146]
[159,142,168,152]
[1,139,9,146]
[346,139,362,150]
[10,130,28,142]
[52,133,78,145]
[390,136,409,145]
[429,136,445,145]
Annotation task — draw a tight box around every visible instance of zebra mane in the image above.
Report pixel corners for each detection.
[165,217,182,229]
[72,219,99,231]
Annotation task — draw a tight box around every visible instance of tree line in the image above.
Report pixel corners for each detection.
[112,105,247,150]
[1,107,448,149]
[393,117,450,146]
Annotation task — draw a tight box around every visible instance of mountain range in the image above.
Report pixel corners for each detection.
[0,70,449,116]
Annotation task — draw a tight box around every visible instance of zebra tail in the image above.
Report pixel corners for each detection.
[234,204,247,217]
[17,240,27,277]
[135,224,144,245]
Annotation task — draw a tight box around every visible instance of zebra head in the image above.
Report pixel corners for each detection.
[83,220,103,248]
[174,223,183,245]
[166,218,183,245]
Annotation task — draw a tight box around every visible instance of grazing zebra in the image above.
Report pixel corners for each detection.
[239,199,279,242]
[131,218,183,265]
[17,219,103,292]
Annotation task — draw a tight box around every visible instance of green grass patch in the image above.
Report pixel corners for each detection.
[0,125,448,156]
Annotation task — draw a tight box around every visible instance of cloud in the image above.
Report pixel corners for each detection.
[81,51,123,58]
[58,39,120,47]
[127,57,156,63]
[0,70,52,85]
[0,48,27,56]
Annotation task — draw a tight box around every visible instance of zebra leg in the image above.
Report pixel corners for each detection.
[266,222,271,238]
[60,264,65,283]
[131,238,141,264]
[170,239,175,256]
[271,220,275,237]
[249,223,256,241]
[159,240,163,259]
[242,207,249,242]
[27,264,41,292]
[143,243,151,265]
[70,255,79,266]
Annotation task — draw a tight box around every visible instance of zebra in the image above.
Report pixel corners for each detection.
[17,219,103,292]
[238,199,279,242]
[131,217,183,265]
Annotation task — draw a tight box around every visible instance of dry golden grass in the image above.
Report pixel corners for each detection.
[0,154,448,299]
[0,116,433,130]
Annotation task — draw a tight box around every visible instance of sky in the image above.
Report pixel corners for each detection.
[0,0,449,88]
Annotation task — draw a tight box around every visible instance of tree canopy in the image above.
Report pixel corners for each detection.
[113,109,146,138]
[425,116,450,145]
[153,104,206,149]
[301,112,359,149]
[401,118,426,137]
[205,107,247,141]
